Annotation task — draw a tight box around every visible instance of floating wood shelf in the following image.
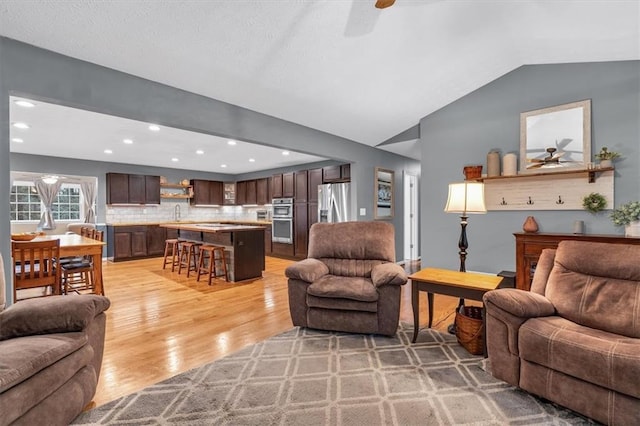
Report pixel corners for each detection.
[160,194,192,199]
[476,167,614,184]
[160,183,192,189]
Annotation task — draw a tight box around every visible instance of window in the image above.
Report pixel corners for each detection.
[10,183,83,222]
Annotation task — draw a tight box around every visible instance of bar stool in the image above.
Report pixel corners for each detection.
[162,238,181,271]
[178,241,202,277]
[197,245,229,285]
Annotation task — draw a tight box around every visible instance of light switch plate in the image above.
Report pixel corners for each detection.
[359,208,366,216]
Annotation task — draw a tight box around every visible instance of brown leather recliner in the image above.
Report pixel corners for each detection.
[0,253,110,425]
[285,221,407,336]
[484,241,640,425]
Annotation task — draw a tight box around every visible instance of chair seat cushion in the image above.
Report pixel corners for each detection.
[307,275,378,302]
[519,316,640,399]
[0,332,88,393]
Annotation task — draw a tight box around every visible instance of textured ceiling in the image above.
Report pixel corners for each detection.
[1,0,639,164]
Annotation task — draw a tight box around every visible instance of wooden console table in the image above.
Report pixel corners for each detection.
[514,232,640,291]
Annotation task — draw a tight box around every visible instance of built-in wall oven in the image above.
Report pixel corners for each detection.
[272,198,293,244]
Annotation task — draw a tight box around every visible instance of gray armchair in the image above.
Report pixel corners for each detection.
[285,221,407,336]
[0,253,110,425]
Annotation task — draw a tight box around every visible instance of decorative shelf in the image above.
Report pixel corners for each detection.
[476,167,614,184]
[160,182,193,199]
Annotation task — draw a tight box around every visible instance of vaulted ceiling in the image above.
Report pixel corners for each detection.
[1,0,638,167]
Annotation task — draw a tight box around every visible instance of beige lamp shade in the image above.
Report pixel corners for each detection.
[444,182,487,214]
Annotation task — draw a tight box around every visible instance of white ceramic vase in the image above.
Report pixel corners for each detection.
[599,159,613,168]
[625,220,640,237]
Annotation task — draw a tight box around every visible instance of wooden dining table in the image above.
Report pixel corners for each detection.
[33,234,106,295]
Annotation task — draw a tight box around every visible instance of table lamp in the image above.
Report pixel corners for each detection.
[444,181,487,272]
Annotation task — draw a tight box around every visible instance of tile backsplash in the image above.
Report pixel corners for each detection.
[105,201,271,224]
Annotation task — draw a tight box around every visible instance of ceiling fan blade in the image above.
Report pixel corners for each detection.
[375,0,396,9]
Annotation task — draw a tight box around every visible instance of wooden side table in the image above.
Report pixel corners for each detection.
[409,268,504,348]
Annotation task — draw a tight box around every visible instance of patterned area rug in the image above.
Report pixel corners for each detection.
[73,325,597,425]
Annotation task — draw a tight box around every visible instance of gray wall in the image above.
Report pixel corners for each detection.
[420,61,640,274]
[0,37,419,303]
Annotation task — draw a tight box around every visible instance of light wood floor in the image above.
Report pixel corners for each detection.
[89,256,465,409]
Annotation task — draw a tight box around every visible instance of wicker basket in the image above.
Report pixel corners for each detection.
[455,306,484,355]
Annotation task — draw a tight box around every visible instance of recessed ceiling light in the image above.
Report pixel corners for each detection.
[227,140,237,146]
[220,164,227,168]
[12,122,29,129]
[11,138,24,143]
[282,150,290,156]
[196,149,204,155]
[104,149,113,154]
[249,158,256,162]
[14,100,35,108]
[171,158,179,162]
[123,138,133,144]
[148,124,160,132]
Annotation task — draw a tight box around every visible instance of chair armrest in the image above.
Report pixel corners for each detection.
[371,263,408,287]
[483,289,555,319]
[285,259,329,283]
[0,295,110,341]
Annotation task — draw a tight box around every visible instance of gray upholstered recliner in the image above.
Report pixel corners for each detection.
[0,253,110,425]
[285,221,407,336]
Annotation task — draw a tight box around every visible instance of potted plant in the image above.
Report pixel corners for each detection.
[610,201,640,237]
[582,192,607,213]
[594,147,621,168]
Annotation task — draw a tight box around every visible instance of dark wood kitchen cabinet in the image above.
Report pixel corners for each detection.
[235,181,247,205]
[146,225,167,256]
[264,224,272,255]
[294,203,308,258]
[245,180,257,205]
[308,168,323,203]
[256,178,270,205]
[283,172,295,198]
[106,173,160,205]
[322,164,351,183]
[145,176,161,205]
[111,225,147,261]
[191,179,223,205]
[308,202,318,229]
[272,174,283,198]
[294,170,308,203]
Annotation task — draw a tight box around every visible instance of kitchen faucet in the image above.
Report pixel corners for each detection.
[174,204,181,222]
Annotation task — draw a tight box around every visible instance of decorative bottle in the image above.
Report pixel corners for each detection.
[487,150,500,177]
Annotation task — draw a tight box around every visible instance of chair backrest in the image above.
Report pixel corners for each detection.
[308,221,396,277]
[545,240,640,338]
[67,222,96,235]
[93,230,104,242]
[11,239,61,301]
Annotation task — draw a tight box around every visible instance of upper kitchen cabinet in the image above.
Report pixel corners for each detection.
[308,168,323,203]
[245,180,257,205]
[322,164,351,183]
[224,182,235,205]
[272,174,283,198]
[235,180,247,205]
[106,173,160,205]
[294,170,308,203]
[256,178,270,205]
[191,179,223,206]
[283,172,295,197]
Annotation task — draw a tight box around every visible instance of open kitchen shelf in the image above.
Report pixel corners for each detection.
[161,182,193,199]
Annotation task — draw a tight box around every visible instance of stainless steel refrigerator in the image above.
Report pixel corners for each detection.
[318,183,351,223]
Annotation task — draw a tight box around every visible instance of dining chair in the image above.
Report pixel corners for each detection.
[12,239,62,302]
[62,228,104,295]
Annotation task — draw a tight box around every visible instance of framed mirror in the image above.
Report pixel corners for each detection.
[520,99,591,173]
[374,167,394,219]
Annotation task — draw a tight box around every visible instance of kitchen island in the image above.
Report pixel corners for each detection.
[161,223,266,282]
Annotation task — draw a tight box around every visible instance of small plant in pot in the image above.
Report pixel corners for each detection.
[594,147,621,168]
[610,201,640,237]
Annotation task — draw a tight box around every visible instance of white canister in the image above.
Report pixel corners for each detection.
[487,151,500,177]
[503,153,517,176]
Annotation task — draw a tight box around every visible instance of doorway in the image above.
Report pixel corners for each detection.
[403,172,419,261]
